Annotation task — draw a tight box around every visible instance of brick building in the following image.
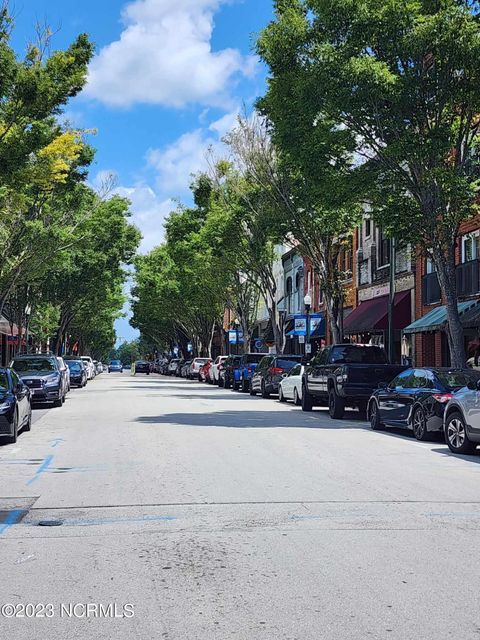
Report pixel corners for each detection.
[403,216,480,366]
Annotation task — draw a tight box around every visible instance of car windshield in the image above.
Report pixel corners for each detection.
[437,371,480,390]
[0,373,7,390]
[110,360,121,365]
[66,361,82,372]
[12,358,56,373]
[245,354,265,363]
[195,359,209,364]
[330,345,388,364]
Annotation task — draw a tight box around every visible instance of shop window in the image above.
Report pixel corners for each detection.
[365,218,371,238]
[286,277,292,314]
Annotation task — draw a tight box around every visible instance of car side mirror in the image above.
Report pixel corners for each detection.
[378,382,387,390]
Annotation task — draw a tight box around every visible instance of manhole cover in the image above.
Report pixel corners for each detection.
[38,520,63,527]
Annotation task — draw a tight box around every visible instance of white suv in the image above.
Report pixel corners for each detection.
[209,356,228,385]
[81,356,96,380]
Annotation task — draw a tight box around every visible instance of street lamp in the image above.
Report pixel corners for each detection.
[24,304,32,354]
[304,294,312,358]
[234,318,241,355]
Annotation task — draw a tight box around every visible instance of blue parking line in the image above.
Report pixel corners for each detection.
[0,509,26,536]
[26,454,54,486]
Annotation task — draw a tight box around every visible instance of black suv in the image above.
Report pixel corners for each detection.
[220,355,241,389]
[250,355,303,398]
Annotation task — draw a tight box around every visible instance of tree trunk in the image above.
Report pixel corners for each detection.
[434,248,466,368]
[269,300,284,354]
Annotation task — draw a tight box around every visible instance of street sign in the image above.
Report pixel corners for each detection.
[305,343,312,354]
[298,335,305,344]
[255,339,264,350]
[228,330,244,344]
[187,342,193,352]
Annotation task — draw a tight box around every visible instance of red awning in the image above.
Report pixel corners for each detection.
[0,315,20,336]
[343,290,411,335]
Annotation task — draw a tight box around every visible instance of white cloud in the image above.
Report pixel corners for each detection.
[85,0,256,108]
[209,108,240,138]
[115,183,174,253]
[146,128,223,195]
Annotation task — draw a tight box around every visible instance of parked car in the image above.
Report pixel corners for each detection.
[279,363,305,405]
[210,356,228,385]
[368,368,480,440]
[135,360,151,375]
[250,355,303,398]
[0,368,32,444]
[108,359,124,373]
[199,360,213,382]
[189,358,212,380]
[237,353,266,392]
[94,361,104,374]
[81,356,96,380]
[167,359,180,376]
[65,359,87,387]
[180,360,192,378]
[57,356,70,392]
[11,354,68,407]
[443,379,480,454]
[220,355,241,389]
[302,344,407,418]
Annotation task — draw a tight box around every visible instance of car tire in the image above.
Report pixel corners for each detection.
[278,387,287,403]
[369,401,384,431]
[250,383,257,396]
[412,407,429,441]
[328,389,345,420]
[53,397,62,408]
[261,382,270,399]
[301,384,313,411]
[241,379,249,393]
[293,388,301,406]
[445,411,477,455]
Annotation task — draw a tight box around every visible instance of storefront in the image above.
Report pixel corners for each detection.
[403,299,480,367]
[343,291,412,362]
[284,313,325,355]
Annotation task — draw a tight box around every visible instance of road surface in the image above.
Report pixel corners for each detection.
[1,372,480,639]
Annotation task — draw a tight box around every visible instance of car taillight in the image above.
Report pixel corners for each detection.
[269,367,284,375]
[247,368,252,373]
[433,393,453,404]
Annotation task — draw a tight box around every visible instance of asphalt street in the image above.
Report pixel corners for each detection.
[1,372,480,640]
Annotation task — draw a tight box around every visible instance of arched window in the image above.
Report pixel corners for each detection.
[295,271,303,311]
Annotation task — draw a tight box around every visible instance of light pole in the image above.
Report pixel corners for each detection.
[304,294,312,358]
[24,304,32,354]
[234,318,241,355]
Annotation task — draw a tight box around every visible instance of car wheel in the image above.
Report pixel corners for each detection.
[278,386,287,403]
[6,411,18,444]
[261,382,270,399]
[241,379,249,393]
[328,389,345,419]
[445,411,477,455]
[301,384,313,411]
[293,388,301,406]
[53,397,62,408]
[412,407,429,441]
[369,401,383,431]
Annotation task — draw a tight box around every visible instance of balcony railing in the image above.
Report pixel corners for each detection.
[422,272,441,305]
[457,259,480,297]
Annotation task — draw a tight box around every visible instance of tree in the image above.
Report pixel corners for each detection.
[257,0,480,366]
[224,115,363,343]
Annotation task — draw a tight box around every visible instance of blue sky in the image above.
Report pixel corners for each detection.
[12,0,273,343]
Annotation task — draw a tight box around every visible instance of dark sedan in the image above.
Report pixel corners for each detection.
[368,367,480,440]
[220,355,241,388]
[135,360,151,375]
[108,360,123,373]
[250,355,303,398]
[66,359,87,387]
[0,368,32,444]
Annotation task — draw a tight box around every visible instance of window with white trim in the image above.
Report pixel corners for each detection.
[461,232,480,263]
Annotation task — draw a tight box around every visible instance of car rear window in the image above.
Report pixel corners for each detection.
[245,354,264,363]
[195,359,210,364]
[437,371,480,390]
[276,358,302,370]
[330,345,388,364]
